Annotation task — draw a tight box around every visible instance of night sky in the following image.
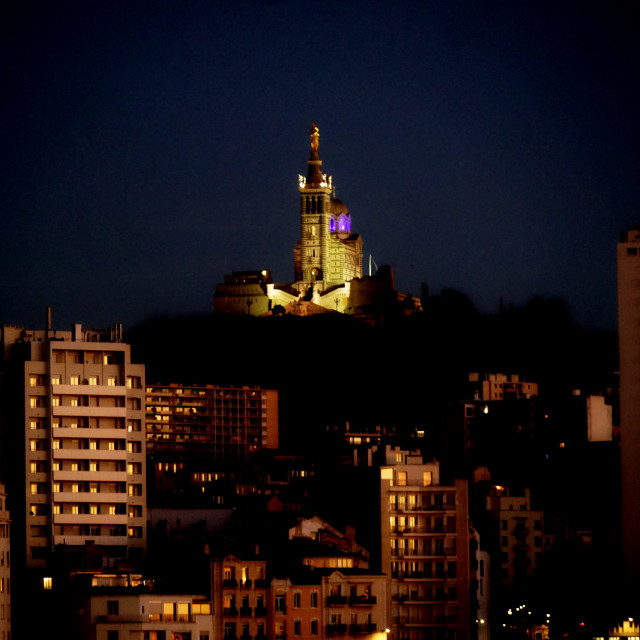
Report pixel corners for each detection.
[2,0,638,332]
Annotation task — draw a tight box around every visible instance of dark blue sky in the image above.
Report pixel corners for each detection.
[2,0,638,331]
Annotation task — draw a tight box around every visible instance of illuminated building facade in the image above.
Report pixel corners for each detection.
[0,322,146,571]
[146,384,279,500]
[214,125,363,315]
[271,571,387,640]
[75,591,213,639]
[212,555,270,640]
[380,446,470,640]
[468,373,538,402]
[292,124,363,301]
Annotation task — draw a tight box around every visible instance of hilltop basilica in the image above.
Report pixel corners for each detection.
[214,125,418,316]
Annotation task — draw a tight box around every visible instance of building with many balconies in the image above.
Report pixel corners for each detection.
[380,446,470,640]
[0,321,146,575]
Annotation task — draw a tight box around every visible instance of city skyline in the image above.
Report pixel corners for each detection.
[2,1,639,331]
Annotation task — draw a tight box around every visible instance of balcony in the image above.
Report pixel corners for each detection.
[326,595,348,606]
[224,579,239,588]
[350,624,377,634]
[327,624,348,635]
[240,606,253,616]
[224,607,239,616]
[147,613,194,623]
[255,607,267,617]
[349,595,377,606]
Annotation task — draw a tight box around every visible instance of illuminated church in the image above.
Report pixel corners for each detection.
[214,125,418,316]
[214,124,364,315]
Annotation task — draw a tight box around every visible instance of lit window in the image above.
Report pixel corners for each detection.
[29,375,38,387]
[51,375,60,385]
[72,505,79,515]
[43,577,53,590]
[89,440,97,450]
[53,483,60,493]
[90,505,98,515]
[108,505,116,515]
[88,376,98,386]
[108,441,116,451]
[72,484,79,493]
[30,419,38,430]
[52,462,60,471]
[396,471,407,487]
[423,472,432,487]
[107,377,117,386]
[52,440,60,450]
[70,376,79,385]
[71,462,79,472]
[70,397,78,407]
[90,462,97,472]
[53,505,60,514]
[51,397,60,407]
[30,483,38,495]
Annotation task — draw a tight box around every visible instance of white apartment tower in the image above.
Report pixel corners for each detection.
[0,321,146,571]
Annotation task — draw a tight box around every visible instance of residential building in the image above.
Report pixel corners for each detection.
[212,555,270,640]
[380,446,470,640]
[468,373,538,403]
[485,486,543,592]
[75,591,213,640]
[617,226,640,583]
[0,322,146,572]
[0,483,9,639]
[146,383,278,502]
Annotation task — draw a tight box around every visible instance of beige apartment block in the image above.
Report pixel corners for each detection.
[75,592,213,640]
[1,322,146,570]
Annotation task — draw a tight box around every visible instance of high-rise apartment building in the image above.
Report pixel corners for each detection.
[617,226,640,583]
[380,446,470,640]
[146,383,278,501]
[0,322,146,572]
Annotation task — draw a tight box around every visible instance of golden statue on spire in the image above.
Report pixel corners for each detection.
[310,123,320,153]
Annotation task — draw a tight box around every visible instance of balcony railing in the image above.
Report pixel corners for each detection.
[327,624,348,635]
[326,595,348,606]
[349,595,377,606]
[240,607,252,616]
[350,624,377,634]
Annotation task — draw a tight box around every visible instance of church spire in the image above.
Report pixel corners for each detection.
[306,123,324,187]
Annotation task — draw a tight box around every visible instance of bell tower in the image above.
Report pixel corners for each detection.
[294,124,334,286]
